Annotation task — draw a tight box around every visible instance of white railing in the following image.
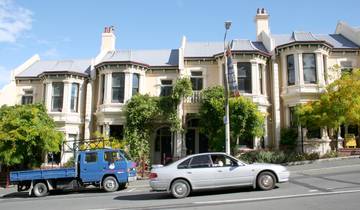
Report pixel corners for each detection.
[185,91,202,103]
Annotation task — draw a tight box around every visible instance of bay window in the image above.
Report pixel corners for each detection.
[52,82,64,112]
[112,72,125,103]
[287,54,295,85]
[303,53,317,84]
[237,62,252,93]
[70,83,79,112]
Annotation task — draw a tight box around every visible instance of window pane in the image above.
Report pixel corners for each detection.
[177,158,191,169]
[303,54,317,84]
[237,62,252,93]
[112,73,125,103]
[259,64,263,94]
[85,152,97,163]
[22,96,33,105]
[109,125,124,140]
[101,74,105,104]
[287,55,295,85]
[191,78,203,91]
[132,73,140,96]
[104,151,122,162]
[191,71,202,76]
[189,155,211,168]
[71,83,79,112]
[161,80,172,85]
[52,82,63,111]
[160,80,173,96]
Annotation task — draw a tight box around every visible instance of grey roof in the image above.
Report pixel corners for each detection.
[272,32,359,49]
[101,49,179,67]
[17,59,91,78]
[184,40,269,58]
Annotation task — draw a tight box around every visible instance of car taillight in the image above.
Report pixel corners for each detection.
[149,172,158,179]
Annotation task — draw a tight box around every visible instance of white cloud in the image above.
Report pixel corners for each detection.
[0,0,33,43]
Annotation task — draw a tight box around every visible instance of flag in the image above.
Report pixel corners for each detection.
[226,46,240,97]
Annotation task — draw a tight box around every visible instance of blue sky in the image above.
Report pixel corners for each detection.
[1,0,359,89]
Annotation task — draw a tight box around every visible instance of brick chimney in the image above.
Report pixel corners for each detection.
[255,8,270,41]
[101,26,116,52]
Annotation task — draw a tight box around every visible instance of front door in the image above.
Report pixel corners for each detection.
[154,127,172,164]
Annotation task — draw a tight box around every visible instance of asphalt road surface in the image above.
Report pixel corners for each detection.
[1,158,360,210]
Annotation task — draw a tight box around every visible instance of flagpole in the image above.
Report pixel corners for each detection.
[224,21,231,155]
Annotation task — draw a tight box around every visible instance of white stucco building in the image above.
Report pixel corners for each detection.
[1,9,359,164]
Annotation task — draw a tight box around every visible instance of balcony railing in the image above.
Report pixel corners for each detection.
[185,91,202,103]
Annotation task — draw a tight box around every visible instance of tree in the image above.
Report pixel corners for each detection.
[199,86,265,152]
[0,104,63,169]
[295,68,360,137]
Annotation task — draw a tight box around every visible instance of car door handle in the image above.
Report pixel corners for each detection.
[217,170,223,172]
[187,171,192,174]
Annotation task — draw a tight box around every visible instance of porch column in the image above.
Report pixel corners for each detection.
[272,61,281,149]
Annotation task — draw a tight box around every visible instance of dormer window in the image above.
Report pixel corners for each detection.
[21,89,33,105]
[303,53,317,84]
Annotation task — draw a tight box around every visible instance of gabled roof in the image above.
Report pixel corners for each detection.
[272,32,360,49]
[101,49,179,67]
[16,59,91,78]
[184,39,269,58]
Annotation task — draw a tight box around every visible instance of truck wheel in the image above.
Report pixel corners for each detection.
[33,182,49,197]
[103,176,119,192]
[118,183,128,190]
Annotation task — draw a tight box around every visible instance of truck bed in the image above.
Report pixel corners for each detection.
[10,168,76,182]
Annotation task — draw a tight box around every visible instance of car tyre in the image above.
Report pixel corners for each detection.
[33,182,49,197]
[257,171,276,190]
[103,176,119,192]
[171,179,191,199]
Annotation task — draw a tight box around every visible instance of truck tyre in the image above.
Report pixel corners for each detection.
[33,182,49,197]
[103,176,119,192]
[118,182,128,190]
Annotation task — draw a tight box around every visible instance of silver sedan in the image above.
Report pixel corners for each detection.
[149,152,290,198]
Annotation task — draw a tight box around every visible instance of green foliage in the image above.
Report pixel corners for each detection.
[295,68,360,132]
[238,150,322,164]
[280,128,298,150]
[171,77,193,104]
[125,77,192,168]
[63,157,75,168]
[0,103,63,169]
[199,86,265,152]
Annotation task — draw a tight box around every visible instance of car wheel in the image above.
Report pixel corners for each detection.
[171,179,191,199]
[103,176,119,192]
[257,171,276,190]
[33,182,49,197]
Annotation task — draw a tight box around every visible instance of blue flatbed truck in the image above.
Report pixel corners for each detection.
[10,148,137,197]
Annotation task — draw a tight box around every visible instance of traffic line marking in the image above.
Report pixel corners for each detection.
[127,188,136,192]
[193,189,360,205]
[309,189,318,192]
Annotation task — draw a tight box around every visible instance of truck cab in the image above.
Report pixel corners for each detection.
[79,149,137,190]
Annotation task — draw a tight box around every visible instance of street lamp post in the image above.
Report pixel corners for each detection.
[224,21,232,155]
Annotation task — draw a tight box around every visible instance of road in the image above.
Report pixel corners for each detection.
[1,158,360,210]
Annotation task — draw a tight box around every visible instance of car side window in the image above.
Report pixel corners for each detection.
[85,152,97,163]
[189,155,211,168]
[211,154,237,167]
[177,158,191,169]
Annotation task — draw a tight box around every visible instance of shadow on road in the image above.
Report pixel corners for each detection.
[1,188,106,199]
[114,186,261,201]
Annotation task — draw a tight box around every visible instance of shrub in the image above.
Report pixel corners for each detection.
[280,128,298,151]
[321,151,339,159]
[63,157,74,168]
[239,150,323,164]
